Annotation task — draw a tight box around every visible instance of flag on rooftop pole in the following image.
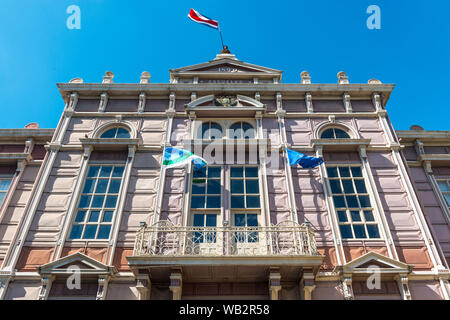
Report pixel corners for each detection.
[163,147,207,170]
[187,8,225,49]
[287,149,324,169]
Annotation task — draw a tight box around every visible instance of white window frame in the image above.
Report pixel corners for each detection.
[229,165,261,211]
[320,127,351,139]
[326,164,382,240]
[0,175,13,208]
[68,161,126,241]
[436,179,450,212]
[228,121,256,139]
[190,165,222,212]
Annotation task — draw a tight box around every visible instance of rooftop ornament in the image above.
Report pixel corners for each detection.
[337,71,349,84]
[102,71,114,84]
[368,79,382,84]
[69,78,83,83]
[24,123,39,129]
[300,71,311,84]
[410,125,424,131]
[140,71,151,84]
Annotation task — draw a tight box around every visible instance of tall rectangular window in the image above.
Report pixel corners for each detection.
[230,166,260,209]
[327,165,380,239]
[437,179,450,211]
[0,178,12,207]
[69,165,125,240]
[191,166,221,209]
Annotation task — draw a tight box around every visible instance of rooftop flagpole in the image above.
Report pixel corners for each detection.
[218,25,225,49]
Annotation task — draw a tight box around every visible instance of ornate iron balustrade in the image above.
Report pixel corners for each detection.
[133,220,318,257]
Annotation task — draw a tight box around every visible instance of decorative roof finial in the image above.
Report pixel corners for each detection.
[221,45,231,54]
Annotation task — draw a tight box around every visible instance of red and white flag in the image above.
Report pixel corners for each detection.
[187,8,219,29]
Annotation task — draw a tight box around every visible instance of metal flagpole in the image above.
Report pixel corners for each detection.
[218,25,225,49]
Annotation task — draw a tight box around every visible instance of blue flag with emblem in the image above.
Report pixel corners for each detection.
[287,148,324,168]
[163,147,207,170]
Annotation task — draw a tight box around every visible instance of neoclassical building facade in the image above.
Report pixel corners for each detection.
[0,50,448,300]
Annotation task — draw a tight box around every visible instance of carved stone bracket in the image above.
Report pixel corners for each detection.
[395,274,412,300]
[302,272,316,300]
[138,92,146,113]
[269,268,282,300]
[96,275,110,300]
[169,269,183,300]
[342,275,354,300]
[343,93,353,113]
[98,92,108,112]
[37,275,55,300]
[136,274,151,300]
[306,92,313,113]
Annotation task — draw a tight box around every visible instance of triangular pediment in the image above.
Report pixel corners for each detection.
[37,252,117,276]
[170,53,282,83]
[334,251,413,275]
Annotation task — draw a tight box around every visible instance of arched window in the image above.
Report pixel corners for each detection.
[201,122,222,140]
[229,122,255,139]
[100,127,131,139]
[320,128,350,139]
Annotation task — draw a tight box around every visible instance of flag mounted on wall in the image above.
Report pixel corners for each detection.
[163,147,207,170]
[287,149,324,169]
[187,8,219,29]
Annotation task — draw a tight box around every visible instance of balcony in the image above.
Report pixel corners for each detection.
[127,220,324,286]
[133,220,319,257]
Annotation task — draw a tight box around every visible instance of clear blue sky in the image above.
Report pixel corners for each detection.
[0,0,448,130]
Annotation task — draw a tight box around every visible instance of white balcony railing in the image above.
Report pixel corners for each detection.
[133,220,318,257]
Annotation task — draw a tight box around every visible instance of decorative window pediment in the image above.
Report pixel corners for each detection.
[187,95,264,110]
[37,252,117,276]
[334,251,413,276]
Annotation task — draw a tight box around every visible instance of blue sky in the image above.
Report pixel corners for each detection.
[0,0,448,130]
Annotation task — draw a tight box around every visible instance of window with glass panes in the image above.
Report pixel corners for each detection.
[192,213,217,243]
[0,178,12,207]
[69,165,125,240]
[437,179,450,211]
[234,213,258,242]
[326,165,380,239]
[229,122,255,139]
[230,166,260,209]
[191,166,221,209]
[200,122,222,140]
